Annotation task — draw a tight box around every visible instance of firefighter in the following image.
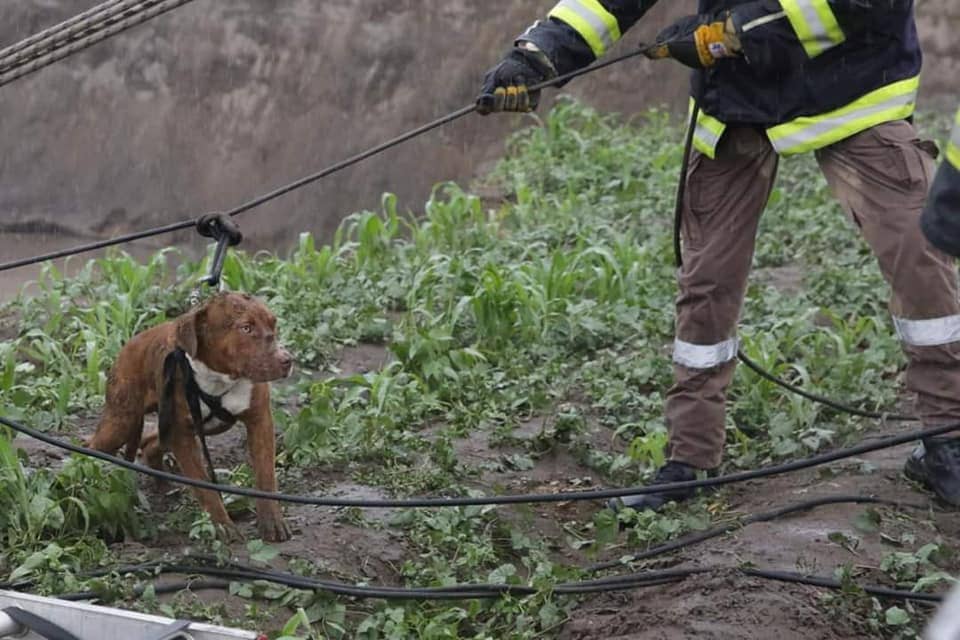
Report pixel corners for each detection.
[921,109,960,256]
[912,108,960,500]
[478,2,960,509]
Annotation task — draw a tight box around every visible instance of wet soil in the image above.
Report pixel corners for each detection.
[8,339,960,638]
[560,432,960,639]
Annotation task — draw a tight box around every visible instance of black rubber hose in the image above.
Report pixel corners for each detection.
[1,415,955,508]
[46,560,944,604]
[0,414,953,507]
[588,495,930,572]
[58,579,232,602]
[4,496,933,600]
[737,349,918,422]
[742,567,943,605]
[673,99,697,269]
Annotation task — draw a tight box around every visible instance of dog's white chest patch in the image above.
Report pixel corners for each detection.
[186,355,253,420]
[219,380,254,415]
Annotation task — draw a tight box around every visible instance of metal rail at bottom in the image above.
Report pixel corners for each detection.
[0,591,259,640]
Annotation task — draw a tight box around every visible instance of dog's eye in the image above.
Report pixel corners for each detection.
[239,325,253,334]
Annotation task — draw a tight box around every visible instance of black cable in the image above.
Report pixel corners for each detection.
[58,579,232,602]
[1,414,955,508]
[588,495,929,572]
[0,47,650,274]
[45,560,944,604]
[1,496,933,599]
[736,349,918,422]
[742,567,943,605]
[0,217,198,273]
[672,72,709,269]
[673,99,697,269]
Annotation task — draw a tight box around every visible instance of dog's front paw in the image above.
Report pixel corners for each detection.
[258,516,292,543]
[217,521,244,543]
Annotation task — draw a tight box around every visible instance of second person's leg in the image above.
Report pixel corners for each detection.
[817,120,960,506]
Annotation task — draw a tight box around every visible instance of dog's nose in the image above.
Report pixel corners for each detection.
[278,349,294,371]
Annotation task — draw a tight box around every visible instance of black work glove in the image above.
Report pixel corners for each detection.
[643,12,741,70]
[477,45,558,115]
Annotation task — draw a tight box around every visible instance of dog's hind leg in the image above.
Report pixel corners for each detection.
[140,429,164,470]
[87,368,145,458]
[119,415,145,461]
[88,406,143,459]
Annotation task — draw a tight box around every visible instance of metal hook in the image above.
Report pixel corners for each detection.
[190,214,243,306]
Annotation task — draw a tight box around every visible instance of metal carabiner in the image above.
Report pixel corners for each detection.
[189,214,243,307]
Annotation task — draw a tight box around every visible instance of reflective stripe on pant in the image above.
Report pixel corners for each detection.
[665,122,960,470]
[816,120,960,428]
[667,127,778,469]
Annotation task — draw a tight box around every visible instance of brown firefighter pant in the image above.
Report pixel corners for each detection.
[666,121,960,470]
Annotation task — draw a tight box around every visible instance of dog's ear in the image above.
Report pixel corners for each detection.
[175,309,202,357]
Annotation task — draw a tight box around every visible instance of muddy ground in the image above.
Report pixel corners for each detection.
[10,333,960,639]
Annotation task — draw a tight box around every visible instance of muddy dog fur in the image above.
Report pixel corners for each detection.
[87,292,293,541]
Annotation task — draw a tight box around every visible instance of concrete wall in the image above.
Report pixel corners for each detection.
[0,1,957,252]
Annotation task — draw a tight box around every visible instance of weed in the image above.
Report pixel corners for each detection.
[2,100,956,637]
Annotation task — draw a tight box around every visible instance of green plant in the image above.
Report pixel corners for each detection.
[3,100,957,637]
[0,434,144,552]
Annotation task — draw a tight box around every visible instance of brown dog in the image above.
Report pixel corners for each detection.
[88,292,293,541]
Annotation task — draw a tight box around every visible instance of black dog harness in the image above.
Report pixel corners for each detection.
[159,347,237,483]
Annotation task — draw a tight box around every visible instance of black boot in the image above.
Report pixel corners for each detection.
[904,438,960,507]
[607,460,708,513]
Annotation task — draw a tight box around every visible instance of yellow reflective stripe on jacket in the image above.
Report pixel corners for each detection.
[779,0,845,58]
[767,76,919,156]
[947,109,960,171]
[689,99,727,160]
[548,0,621,58]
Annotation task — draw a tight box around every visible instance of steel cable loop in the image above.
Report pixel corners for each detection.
[0,0,199,89]
[0,47,649,273]
[0,0,131,63]
[0,414,956,508]
[0,0,162,73]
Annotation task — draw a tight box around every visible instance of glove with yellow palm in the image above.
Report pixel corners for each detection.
[644,12,742,69]
[477,42,558,115]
